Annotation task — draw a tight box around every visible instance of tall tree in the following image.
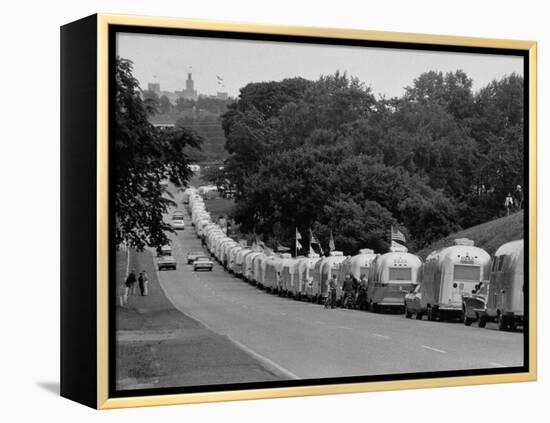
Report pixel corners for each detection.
[158,95,173,114]
[115,57,202,250]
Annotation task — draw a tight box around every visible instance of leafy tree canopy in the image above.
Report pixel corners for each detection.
[214,70,524,253]
[115,57,202,250]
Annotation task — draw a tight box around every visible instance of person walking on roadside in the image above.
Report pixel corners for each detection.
[342,273,355,308]
[356,273,368,309]
[124,268,137,303]
[325,274,338,309]
[138,270,149,296]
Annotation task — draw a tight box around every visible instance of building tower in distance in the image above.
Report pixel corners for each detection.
[182,72,198,100]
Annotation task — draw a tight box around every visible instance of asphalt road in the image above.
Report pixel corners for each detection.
[116,249,288,391]
[157,205,524,380]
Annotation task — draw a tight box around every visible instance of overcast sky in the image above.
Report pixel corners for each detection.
[117,32,523,99]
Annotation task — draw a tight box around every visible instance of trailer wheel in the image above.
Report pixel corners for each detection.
[462,308,473,326]
[415,312,423,320]
[405,307,412,318]
[498,313,508,331]
[367,300,373,312]
[478,315,487,328]
[427,305,436,321]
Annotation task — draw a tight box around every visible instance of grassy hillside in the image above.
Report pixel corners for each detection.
[416,210,524,259]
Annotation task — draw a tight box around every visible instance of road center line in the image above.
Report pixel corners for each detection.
[421,345,447,354]
[337,326,353,330]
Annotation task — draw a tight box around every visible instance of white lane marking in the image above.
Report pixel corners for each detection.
[372,333,389,339]
[337,326,353,330]
[421,345,447,354]
[155,250,299,381]
[229,338,299,380]
[489,361,506,367]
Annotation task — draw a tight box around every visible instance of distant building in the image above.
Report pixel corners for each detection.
[147,71,225,104]
[147,83,161,95]
[181,73,198,100]
[152,122,175,130]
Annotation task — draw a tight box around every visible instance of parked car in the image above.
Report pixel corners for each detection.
[193,256,214,271]
[157,244,172,257]
[158,255,177,271]
[404,284,424,319]
[462,282,488,326]
[187,251,204,264]
[171,212,185,230]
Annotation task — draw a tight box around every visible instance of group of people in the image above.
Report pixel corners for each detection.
[325,273,368,309]
[123,268,149,303]
[504,185,524,216]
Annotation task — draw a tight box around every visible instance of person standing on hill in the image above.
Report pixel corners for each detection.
[514,185,524,210]
[504,193,514,216]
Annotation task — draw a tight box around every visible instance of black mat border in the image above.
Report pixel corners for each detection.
[107,23,531,399]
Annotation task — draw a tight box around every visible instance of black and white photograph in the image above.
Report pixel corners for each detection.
[112,28,528,394]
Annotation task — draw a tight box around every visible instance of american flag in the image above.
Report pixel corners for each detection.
[309,228,324,256]
[391,226,406,243]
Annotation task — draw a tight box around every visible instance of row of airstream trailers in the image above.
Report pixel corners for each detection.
[186,188,524,330]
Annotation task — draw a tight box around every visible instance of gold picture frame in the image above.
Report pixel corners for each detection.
[61,13,537,409]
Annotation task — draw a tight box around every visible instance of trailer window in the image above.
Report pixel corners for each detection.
[454,265,480,282]
[389,267,411,281]
[497,255,506,271]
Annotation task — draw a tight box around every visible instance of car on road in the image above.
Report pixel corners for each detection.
[171,212,185,230]
[187,251,205,264]
[157,243,172,257]
[193,256,214,271]
[404,284,424,319]
[462,282,488,326]
[158,255,177,271]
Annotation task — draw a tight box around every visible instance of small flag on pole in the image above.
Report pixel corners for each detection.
[296,239,302,250]
[329,230,336,252]
[277,243,290,252]
[391,225,406,243]
[309,245,316,256]
[296,228,302,240]
[309,228,324,256]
